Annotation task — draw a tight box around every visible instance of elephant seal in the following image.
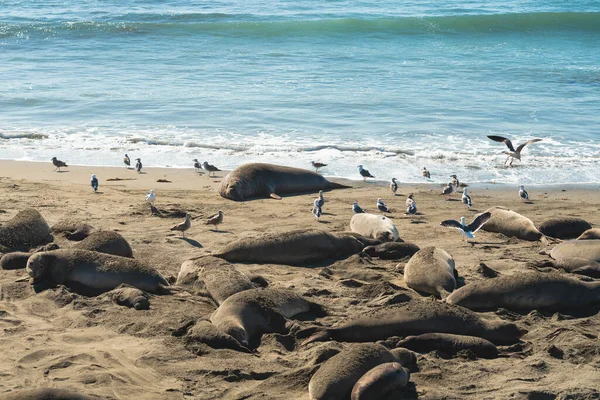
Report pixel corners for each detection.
[308,343,404,400]
[545,239,600,263]
[210,288,324,348]
[1,251,31,270]
[350,213,399,242]
[3,388,103,400]
[577,228,600,240]
[106,284,150,310]
[303,300,523,346]
[361,242,420,260]
[26,249,169,296]
[0,209,52,251]
[537,217,592,239]
[480,206,542,241]
[213,229,379,266]
[51,219,95,241]
[404,247,456,298]
[73,230,134,258]
[351,362,410,400]
[545,256,600,278]
[219,163,350,201]
[184,320,252,353]
[396,333,498,359]
[446,272,600,311]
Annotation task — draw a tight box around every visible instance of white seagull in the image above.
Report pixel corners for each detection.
[441,212,492,241]
[377,198,391,213]
[462,188,472,208]
[487,135,542,166]
[316,190,325,208]
[312,202,322,221]
[146,189,156,205]
[422,167,431,179]
[352,201,365,214]
[405,194,417,215]
[450,174,460,189]
[519,185,529,202]
[357,165,375,181]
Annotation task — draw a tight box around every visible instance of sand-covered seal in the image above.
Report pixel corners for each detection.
[219,163,350,201]
[3,388,103,400]
[404,247,456,298]
[213,229,379,266]
[479,206,542,241]
[184,320,252,353]
[361,242,420,260]
[0,209,52,251]
[303,300,523,346]
[26,249,169,296]
[210,287,324,348]
[51,219,95,241]
[577,228,600,240]
[73,230,134,258]
[0,251,32,270]
[396,333,498,359]
[446,272,600,311]
[105,284,150,310]
[351,362,410,400]
[537,217,592,239]
[350,213,399,242]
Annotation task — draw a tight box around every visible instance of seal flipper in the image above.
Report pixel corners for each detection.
[270,193,282,200]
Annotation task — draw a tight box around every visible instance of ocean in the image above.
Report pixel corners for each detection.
[1,0,599,184]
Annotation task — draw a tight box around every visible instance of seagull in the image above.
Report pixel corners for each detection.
[311,161,327,173]
[123,154,131,168]
[146,189,156,205]
[135,158,143,173]
[90,174,98,193]
[193,159,202,173]
[487,135,542,166]
[422,167,431,179]
[202,161,221,177]
[519,185,529,202]
[206,210,224,231]
[450,174,460,189]
[312,201,322,221]
[405,194,417,215]
[441,212,492,241]
[441,183,453,199]
[462,188,472,208]
[390,178,398,195]
[352,201,365,214]
[357,165,375,181]
[315,190,325,208]
[51,157,68,172]
[171,213,191,238]
[377,198,391,213]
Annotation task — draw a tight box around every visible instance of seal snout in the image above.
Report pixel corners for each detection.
[25,253,44,279]
[225,183,243,201]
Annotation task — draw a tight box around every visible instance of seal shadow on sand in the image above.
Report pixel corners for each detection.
[176,237,203,248]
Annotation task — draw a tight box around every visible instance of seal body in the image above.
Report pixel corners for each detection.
[537,217,592,239]
[0,251,31,270]
[549,239,600,262]
[0,209,52,251]
[51,219,95,241]
[446,272,600,311]
[577,228,600,240]
[350,213,399,242]
[350,362,410,400]
[73,230,134,258]
[26,249,168,296]
[404,247,456,298]
[480,206,542,241]
[219,163,349,201]
[108,285,150,310]
[3,388,103,400]
[362,242,420,260]
[396,333,498,359]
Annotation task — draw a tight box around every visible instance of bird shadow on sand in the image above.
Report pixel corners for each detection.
[316,220,331,224]
[445,198,460,202]
[93,191,104,195]
[137,172,147,175]
[176,237,203,248]
[524,201,535,204]
[209,229,233,234]
[56,170,70,173]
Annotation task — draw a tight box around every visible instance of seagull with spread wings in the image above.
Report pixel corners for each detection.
[441,212,491,241]
[487,135,542,166]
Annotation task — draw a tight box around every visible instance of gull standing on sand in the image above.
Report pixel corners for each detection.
[312,198,322,221]
[405,194,417,215]
[135,158,143,173]
[357,165,375,181]
[377,198,391,213]
[487,135,542,166]
[311,161,327,173]
[193,159,202,173]
[171,214,191,238]
[441,183,453,199]
[352,201,365,214]
[422,167,431,179]
[51,157,68,172]
[206,210,224,230]
[441,212,492,241]
[519,185,529,202]
[390,178,398,195]
[202,161,221,177]
[123,154,130,167]
[450,174,460,189]
[462,188,472,208]
[90,174,98,193]
[146,189,156,205]
[316,190,325,208]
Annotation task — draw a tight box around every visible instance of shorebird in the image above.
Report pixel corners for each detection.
[422,167,431,179]
[450,174,460,189]
[202,161,221,177]
[357,165,375,181]
[123,154,130,167]
[405,194,417,215]
[311,161,327,173]
[462,188,472,208]
[193,159,202,173]
[352,201,365,214]
[441,212,492,241]
[51,157,68,172]
[487,135,542,166]
[206,210,224,230]
[441,183,453,199]
[315,190,325,208]
[171,213,191,238]
[135,158,143,173]
[90,174,98,193]
[377,198,391,213]
[519,185,529,202]
[390,178,398,195]
[312,200,322,221]
[146,189,156,205]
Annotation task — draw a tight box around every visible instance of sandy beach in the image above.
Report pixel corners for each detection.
[1,160,599,399]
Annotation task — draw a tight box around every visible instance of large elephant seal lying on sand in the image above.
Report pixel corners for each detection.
[350,213,399,242]
[219,163,350,201]
[0,209,51,251]
[479,206,542,241]
[446,272,600,311]
[303,300,523,345]
[26,249,168,296]
[577,229,600,240]
[73,230,134,258]
[404,247,456,298]
[537,217,592,239]
[3,388,103,400]
[213,229,379,266]
[541,239,600,277]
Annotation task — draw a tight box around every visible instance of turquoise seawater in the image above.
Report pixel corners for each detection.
[1,0,599,184]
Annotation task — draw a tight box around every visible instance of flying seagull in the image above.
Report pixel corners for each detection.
[519,185,529,202]
[51,157,68,172]
[193,159,202,173]
[90,174,98,193]
[405,194,417,215]
[352,201,365,214]
[135,158,143,173]
[357,165,375,181]
[377,198,391,213]
[422,167,431,179]
[441,212,492,241]
[311,161,327,173]
[206,210,224,231]
[146,189,156,205]
[202,161,221,177]
[462,188,472,208]
[171,213,191,238]
[487,135,542,166]
[390,178,398,195]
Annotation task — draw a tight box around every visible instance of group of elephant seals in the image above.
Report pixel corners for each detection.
[210,287,324,348]
[537,217,592,239]
[26,249,169,296]
[73,230,134,258]
[303,300,523,346]
[3,388,102,400]
[213,229,379,266]
[350,213,399,242]
[396,333,498,359]
[0,209,52,251]
[219,163,350,201]
[309,343,410,400]
[404,247,456,298]
[479,206,542,241]
[362,241,419,260]
[446,271,600,311]
[351,362,410,400]
[577,228,600,240]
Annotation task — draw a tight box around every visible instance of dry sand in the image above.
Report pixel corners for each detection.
[1,160,599,399]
